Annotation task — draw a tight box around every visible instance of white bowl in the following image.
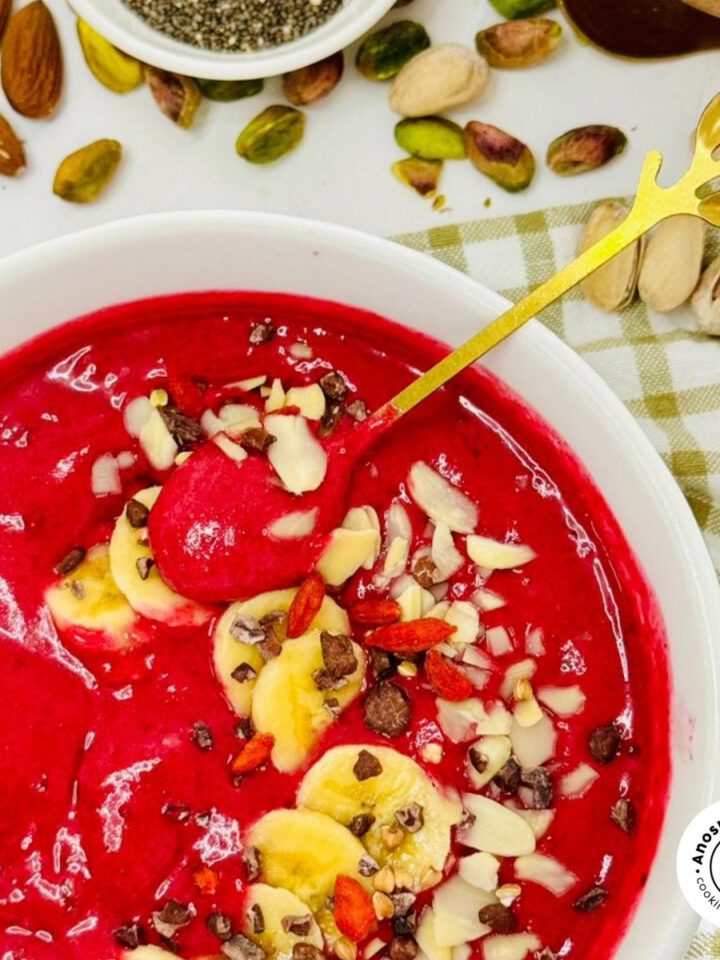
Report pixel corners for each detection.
[1,211,718,958]
[70,0,396,79]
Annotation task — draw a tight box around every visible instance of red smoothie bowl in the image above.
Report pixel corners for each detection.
[0,212,717,960]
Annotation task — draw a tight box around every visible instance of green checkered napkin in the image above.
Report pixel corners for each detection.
[395,199,720,959]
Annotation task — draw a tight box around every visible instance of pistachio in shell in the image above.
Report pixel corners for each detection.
[395,116,466,160]
[691,255,720,336]
[0,110,25,176]
[488,0,556,17]
[236,105,305,164]
[77,20,142,94]
[475,18,562,68]
[464,121,534,191]
[196,77,264,101]
[53,138,122,204]
[392,157,442,196]
[283,52,343,106]
[579,201,643,312]
[547,125,626,176]
[638,215,705,313]
[144,66,200,128]
[389,44,489,118]
[356,20,431,81]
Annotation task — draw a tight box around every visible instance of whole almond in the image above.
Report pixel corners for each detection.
[1,1,63,119]
[0,110,25,176]
[0,0,11,40]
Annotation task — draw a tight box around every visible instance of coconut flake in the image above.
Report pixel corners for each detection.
[408,462,478,534]
[264,414,327,494]
[91,454,121,497]
[289,342,314,360]
[466,535,536,570]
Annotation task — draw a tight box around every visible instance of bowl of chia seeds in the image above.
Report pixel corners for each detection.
[69,0,398,79]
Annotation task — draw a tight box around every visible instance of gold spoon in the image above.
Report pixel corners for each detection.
[151,95,720,601]
[377,93,720,422]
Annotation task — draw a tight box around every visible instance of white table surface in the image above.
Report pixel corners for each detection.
[1,0,718,260]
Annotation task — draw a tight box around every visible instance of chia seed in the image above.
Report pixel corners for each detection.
[123,0,346,53]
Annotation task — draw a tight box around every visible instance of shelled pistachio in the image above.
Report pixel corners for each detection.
[547,125,627,176]
[236,105,305,164]
[53,138,122,203]
[77,19,142,93]
[464,121,534,191]
[392,157,442,196]
[356,21,430,81]
[578,200,643,312]
[145,66,201,128]
[196,77,264,101]
[283,52,344,105]
[395,117,466,160]
[475,18,562,68]
[489,0,556,17]
[637,215,705,312]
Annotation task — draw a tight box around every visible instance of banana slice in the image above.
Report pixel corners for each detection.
[246,808,368,915]
[244,883,323,959]
[252,632,365,772]
[213,588,350,718]
[110,487,211,627]
[298,744,463,878]
[45,544,139,650]
[121,949,179,960]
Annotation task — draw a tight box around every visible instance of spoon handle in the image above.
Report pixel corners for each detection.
[385,209,648,417]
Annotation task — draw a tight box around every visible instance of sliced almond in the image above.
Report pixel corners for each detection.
[218,403,262,436]
[316,527,380,586]
[509,714,556,768]
[264,414,327,494]
[384,536,410,577]
[559,762,599,798]
[445,600,480,645]
[91,453,121,497]
[431,521,464,580]
[512,682,544,729]
[524,627,545,656]
[264,377,285,413]
[427,600,451,620]
[408,462,477,534]
[471,587,506,612]
[139,408,178,470]
[482,933,541,960]
[506,801,555,840]
[462,645,492,670]
[500,659,537,700]
[537,684,586,717]
[200,408,225,437]
[458,851,500,892]
[285,384,326,420]
[386,500,412,541]
[486,625,514,657]
[124,395,153,436]
[466,535,535,570]
[213,433,248,463]
[342,505,380,569]
[416,909,452,960]
[436,698,512,743]
[225,374,266,391]
[396,581,435,621]
[514,852,577,896]
[466,735,512,789]
[432,875,495,946]
[460,794,536,857]
[268,508,319,540]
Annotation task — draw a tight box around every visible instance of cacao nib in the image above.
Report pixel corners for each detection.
[610,798,636,834]
[319,371,347,401]
[573,885,609,913]
[249,321,274,345]
[160,404,203,445]
[207,911,234,941]
[281,914,313,936]
[113,922,147,949]
[126,498,150,528]
[222,933,267,960]
[493,757,521,794]
[589,724,622,764]
[353,749,383,781]
[349,813,376,836]
[479,903,517,934]
[240,428,276,453]
[389,936,417,960]
[192,722,214,751]
[363,681,411,737]
[320,631,358,678]
[520,766,553,809]
[56,546,86,575]
[395,803,424,833]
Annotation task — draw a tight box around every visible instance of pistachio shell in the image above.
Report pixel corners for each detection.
[547,125,627,176]
[389,44,489,118]
[464,121,534,192]
[489,0,556,17]
[475,18,562,68]
[53,138,122,204]
[196,77,263,101]
[0,110,25,177]
[236,105,305,164]
[356,21,430,81]
[579,201,643,312]
[637,215,705,313]
[395,117,466,160]
[691,255,720,336]
[145,67,200,128]
[77,19,143,93]
[283,52,343,106]
[392,157,442,196]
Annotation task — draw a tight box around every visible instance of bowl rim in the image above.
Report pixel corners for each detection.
[69,0,397,79]
[1,209,719,957]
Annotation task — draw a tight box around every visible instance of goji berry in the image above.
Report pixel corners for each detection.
[287,572,325,638]
[167,374,205,419]
[425,649,474,701]
[368,618,456,653]
[230,732,274,776]
[334,875,375,942]
[192,864,219,896]
[349,598,401,626]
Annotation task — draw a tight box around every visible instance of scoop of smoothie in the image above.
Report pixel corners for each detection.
[149,441,343,602]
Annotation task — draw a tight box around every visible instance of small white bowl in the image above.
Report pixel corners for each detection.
[70,0,396,79]
[0,211,718,959]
